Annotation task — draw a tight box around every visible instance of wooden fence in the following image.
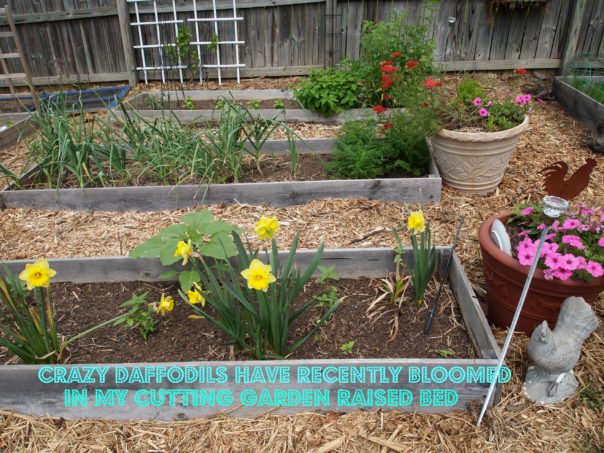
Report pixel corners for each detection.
[0,0,602,87]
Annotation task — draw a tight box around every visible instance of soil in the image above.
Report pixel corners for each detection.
[18,153,418,189]
[139,98,302,111]
[2,278,476,364]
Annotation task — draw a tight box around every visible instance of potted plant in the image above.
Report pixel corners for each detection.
[418,78,531,194]
[479,204,604,334]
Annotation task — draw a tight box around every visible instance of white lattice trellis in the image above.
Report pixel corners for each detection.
[127,0,245,85]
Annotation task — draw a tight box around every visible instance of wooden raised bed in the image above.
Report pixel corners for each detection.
[0,112,36,149]
[552,76,604,136]
[0,138,442,211]
[0,247,503,420]
[112,90,390,125]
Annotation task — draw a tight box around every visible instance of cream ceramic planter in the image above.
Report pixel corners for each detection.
[429,116,529,195]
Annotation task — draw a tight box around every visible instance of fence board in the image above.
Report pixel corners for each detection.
[0,0,601,87]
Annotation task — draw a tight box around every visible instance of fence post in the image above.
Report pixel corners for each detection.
[560,0,588,73]
[117,0,138,86]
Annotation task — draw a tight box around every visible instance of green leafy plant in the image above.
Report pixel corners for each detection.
[165,26,200,81]
[209,33,219,53]
[293,68,360,115]
[316,265,339,284]
[0,261,127,364]
[114,293,157,339]
[340,340,355,354]
[248,99,261,109]
[437,348,455,358]
[273,99,286,110]
[183,97,195,110]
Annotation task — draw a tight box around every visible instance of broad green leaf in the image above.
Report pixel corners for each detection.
[157,224,187,238]
[159,239,182,266]
[181,210,214,228]
[179,270,201,292]
[158,270,178,280]
[129,236,166,258]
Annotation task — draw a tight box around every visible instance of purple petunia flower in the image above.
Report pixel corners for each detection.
[478,108,490,117]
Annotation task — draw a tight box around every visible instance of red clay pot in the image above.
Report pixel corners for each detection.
[479,213,604,334]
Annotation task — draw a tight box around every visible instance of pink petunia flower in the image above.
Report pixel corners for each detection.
[478,108,490,117]
[520,207,534,215]
[575,256,587,270]
[586,261,604,278]
[516,230,530,238]
[544,252,563,270]
[543,269,555,280]
[553,269,573,281]
[561,219,580,231]
[562,235,585,249]
[518,250,536,266]
[537,224,546,231]
[560,254,579,271]
[598,237,604,247]
[473,97,482,106]
[545,233,557,241]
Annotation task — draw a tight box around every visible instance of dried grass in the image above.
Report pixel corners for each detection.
[0,74,603,452]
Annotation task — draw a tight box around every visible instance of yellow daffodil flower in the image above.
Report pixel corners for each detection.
[241,259,276,292]
[407,210,426,233]
[255,216,280,241]
[18,259,57,290]
[156,293,174,315]
[174,239,192,266]
[187,282,206,306]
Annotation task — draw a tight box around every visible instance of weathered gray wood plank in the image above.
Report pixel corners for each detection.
[552,76,604,134]
[0,177,441,211]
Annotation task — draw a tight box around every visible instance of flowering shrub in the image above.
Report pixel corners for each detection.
[507,204,604,282]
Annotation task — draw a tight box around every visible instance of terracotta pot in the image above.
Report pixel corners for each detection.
[429,116,529,195]
[479,213,604,334]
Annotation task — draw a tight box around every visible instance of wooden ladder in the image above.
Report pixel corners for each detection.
[0,2,38,112]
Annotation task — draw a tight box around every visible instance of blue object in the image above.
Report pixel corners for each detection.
[0,86,131,112]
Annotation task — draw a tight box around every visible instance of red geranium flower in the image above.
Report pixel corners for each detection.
[381,75,393,89]
[373,105,388,114]
[424,79,437,89]
[381,64,397,74]
[383,122,394,128]
[515,67,528,75]
[435,81,443,87]
[379,60,394,66]
[406,61,418,69]
[391,52,402,57]
[383,94,390,100]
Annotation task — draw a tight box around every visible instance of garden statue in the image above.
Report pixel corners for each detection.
[523,296,599,404]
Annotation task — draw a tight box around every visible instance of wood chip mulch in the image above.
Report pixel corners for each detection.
[0,73,603,452]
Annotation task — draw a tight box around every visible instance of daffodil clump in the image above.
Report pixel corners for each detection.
[130,209,339,359]
[1,260,129,364]
[392,210,436,305]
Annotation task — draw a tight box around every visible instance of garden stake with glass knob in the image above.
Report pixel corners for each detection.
[424,215,464,335]
[476,195,569,427]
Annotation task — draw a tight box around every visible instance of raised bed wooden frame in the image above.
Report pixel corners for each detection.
[552,76,604,136]
[0,112,36,150]
[0,247,502,420]
[111,90,389,125]
[0,138,442,211]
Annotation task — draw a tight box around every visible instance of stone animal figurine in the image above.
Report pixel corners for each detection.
[523,296,598,404]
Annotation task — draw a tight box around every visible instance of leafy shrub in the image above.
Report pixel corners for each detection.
[326,120,386,179]
[327,114,432,179]
[293,68,360,115]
